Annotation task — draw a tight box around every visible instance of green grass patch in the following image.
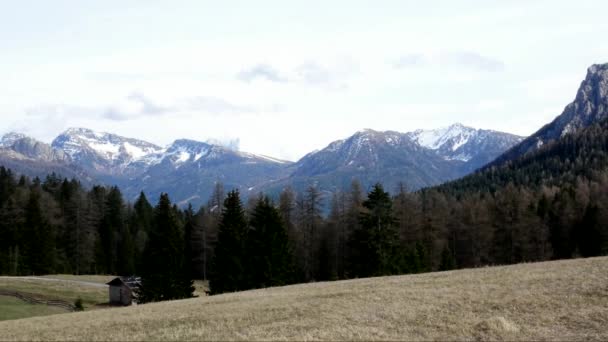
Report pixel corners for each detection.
[0,278,107,309]
[0,295,68,321]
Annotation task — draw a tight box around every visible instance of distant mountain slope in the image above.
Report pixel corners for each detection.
[407,123,524,173]
[435,116,608,195]
[258,126,523,196]
[491,63,608,166]
[121,139,291,205]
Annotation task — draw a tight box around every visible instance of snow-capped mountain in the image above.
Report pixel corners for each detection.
[492,63,608,166]
[51,128,164,176]
[256,125,523,196]
[272,128,460,193]
[407,123,524,172]
[121,139,291,206]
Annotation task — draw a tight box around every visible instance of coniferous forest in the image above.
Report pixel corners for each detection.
[1,119,608,300]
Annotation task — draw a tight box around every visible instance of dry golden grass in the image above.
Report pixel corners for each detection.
[1,257,607,341]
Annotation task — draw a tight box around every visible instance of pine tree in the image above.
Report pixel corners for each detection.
[100,187,125,274]
[22,190,55,275]
[183,204,196,278]
[137,194,194,303]
[349,184,400,277]
[209,190,249,294]
[132,192,153,271]
[248,196,294,288]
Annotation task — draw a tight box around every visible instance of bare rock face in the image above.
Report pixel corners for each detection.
[0,133,68,163]
[492,63,608,165]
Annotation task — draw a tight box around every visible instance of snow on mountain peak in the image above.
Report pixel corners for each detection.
[52,128,164,171]
[0,132,28,147]
[408,123,476,151]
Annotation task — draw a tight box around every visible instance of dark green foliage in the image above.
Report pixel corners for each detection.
[22,190,55,275]
[74,297,84,311]
[247,196,295,288]
[349,184,401,277]
[209,190,249,295]
[136,194,194,303]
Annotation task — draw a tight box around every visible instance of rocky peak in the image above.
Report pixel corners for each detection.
[490,63,608,166]
[0,132,28,147]
[1,135,68,163]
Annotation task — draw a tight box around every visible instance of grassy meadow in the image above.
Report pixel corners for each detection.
[1,257,607,341]
[0,295,68,321]
[0,276,108,310]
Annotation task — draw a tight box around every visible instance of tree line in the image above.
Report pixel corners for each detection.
[0,119,607,300]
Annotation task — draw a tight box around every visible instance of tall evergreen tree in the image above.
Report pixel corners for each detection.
[183,204,196,278]
[137,194,194,303]
[248,196,294,288]
[22,190,55,275]
[349,184,400,277]
[209,190,249,294]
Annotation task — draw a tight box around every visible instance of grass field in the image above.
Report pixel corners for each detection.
[1,257,607,341]
[0,295,68,321]
[0,276,108,310]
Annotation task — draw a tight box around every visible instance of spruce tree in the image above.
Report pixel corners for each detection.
[132,192,154,271]
[248,196,294,288]
[209,190,249,294]
[23,190,55,275]
[137,193,194,303]
[183,204,196,278]
[349,184,399,277]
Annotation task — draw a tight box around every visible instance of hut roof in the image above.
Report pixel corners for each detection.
[106,276,141,289]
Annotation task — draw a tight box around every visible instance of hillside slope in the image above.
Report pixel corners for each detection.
[435,117,608,195]
[1,257,607,341]
[491,63,608,166]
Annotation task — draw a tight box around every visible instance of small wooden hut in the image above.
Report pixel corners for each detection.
[106,276,140,306]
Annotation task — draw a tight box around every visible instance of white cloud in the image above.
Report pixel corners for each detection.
[393,51,505,72]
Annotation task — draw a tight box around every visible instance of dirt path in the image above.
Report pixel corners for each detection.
[0,276,108,288]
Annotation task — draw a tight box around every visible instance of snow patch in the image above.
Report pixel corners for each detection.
[176,151,191,163]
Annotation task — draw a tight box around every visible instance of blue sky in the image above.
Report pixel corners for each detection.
[1,0,607,160]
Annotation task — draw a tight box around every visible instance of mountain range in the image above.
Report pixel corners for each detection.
[0,123,522,207]
[2,62,606,207]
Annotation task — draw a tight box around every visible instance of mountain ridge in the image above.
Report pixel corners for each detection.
[0,123,524,206]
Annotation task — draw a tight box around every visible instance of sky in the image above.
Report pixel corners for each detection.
[1,0,607,161]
